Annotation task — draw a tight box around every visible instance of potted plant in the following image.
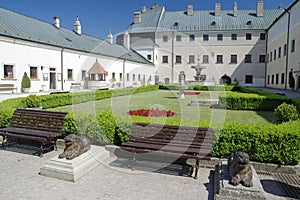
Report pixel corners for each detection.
[21,72,31,93]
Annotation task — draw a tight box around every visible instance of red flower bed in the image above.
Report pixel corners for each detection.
[128,109,175,117]
[177,91,200,95]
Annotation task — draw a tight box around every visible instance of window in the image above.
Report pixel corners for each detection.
[67,69,73,80]
[3,64,14,78]
[163,36,168,42]
[275,74,279,84]
[246,21,252,26]
[127,73,130,81]
[162,55,168,63]
[203,55,209,64]
[176,35,181,42]
[189,34,195,41]
[81,70,86,80]
[138,74,141,81]
[284,44,287,56]
[271,75,274,84]
[231,34,237,40]
[245,54,252,63]
[259,55,266,63]
[278,47,282,58]
[270,52,273,62]
[175,55,182,64]
[132,74,135,81]
[274,50,277,61]
[291,39,295,53]
[30,66,38,79]
[203,34,209,41]
[246,33,252,40]
[119,73,123,81]
[211,21,216,26]
[147,54,152,61]
[230,55,237,64]
[260,33,266,40]
[188,55,195,64]
[267,75,270,84]
[281,73,285,84]
[245,75,253,84]
[217,34,223,41]
[216,55,223,64]
[112,72,115,80]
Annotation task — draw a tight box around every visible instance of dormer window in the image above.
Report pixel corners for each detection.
[246,21,252,26]
[211,21,216,26]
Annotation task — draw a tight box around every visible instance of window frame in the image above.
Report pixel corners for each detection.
[30,66,38,80]
[245,75,253,84]
[230,54,238,64]
[203,55,209,64]
[217,34,223,41]
[189,34,195,41]
[67,69,73,80]
[246,33,252,40]
[175,55,182,64]
[203,34,209,41]
[245,54,252,63]
[216,55,223,64]
[3,64,14,79]
[231,34,237,41]
[162,55,168,63]
[188,55,195,64]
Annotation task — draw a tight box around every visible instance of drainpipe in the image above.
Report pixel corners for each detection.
[265,30,268,88]
[284,9,291,90]
[123,60,126,87]
[61,47,65,90]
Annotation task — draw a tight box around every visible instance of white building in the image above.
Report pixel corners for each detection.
[266,0,300,90]
[117,1,284,87]
[0,8,155,93]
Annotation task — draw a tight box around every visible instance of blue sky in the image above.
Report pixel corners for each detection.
[0,0,295,39]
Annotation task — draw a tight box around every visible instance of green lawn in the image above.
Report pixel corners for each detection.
[51,90,278,124]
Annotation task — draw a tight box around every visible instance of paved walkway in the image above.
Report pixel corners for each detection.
[0,147,295,200]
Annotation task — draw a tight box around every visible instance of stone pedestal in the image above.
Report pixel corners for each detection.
[40,145,110,182]
[214,160,266,200]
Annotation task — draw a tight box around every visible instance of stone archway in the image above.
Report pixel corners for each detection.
[220,74,232,84]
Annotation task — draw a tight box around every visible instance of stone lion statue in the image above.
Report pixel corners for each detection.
[227,151,253,187]
[58,134,92,160]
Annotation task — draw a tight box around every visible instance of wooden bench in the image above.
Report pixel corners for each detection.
[121,123,214,179]
[0,84,17,93]
[70,83,83,90]
[0,109,68,156]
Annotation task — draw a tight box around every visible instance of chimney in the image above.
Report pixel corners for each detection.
[107,32,113,44]
[142,6,147,13]
[74,16,82,34]
[278,4,284,9]
[257,0,264,17]
[53,16,60,28]
[234,2,238,17]
[215,3,221,17]
[124,31,130,49]
[152,4,158,9]
[187,4,193,16]
[134,12,141,24]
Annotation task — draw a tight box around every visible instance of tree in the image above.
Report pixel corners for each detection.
[21,72,31,89]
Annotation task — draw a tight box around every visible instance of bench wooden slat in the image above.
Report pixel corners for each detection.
[0,109,68,156]
[121,123,214,179]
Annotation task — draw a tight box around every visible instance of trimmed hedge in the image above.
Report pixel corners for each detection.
[188,84,235,91]
[212,120,300,165]
[219,92,293,111]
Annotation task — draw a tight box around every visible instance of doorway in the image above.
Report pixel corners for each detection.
[50,72,56,89]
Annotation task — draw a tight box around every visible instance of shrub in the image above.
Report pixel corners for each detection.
[219,92,293,111]
[274,103,299,122]
[212,121,300,165]
[21,72,31,89]
[22,95,41,108]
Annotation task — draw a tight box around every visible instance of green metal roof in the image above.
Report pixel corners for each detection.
[125,6,284,33]
[0,7,152,65]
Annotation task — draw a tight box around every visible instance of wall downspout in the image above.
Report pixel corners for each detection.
[61,47,65,90]
[284,9,291,90]
[265,30,268,88]
[123,60,126,87]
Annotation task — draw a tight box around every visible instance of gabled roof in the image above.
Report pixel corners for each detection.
[0,7,152,65]
[88,60,108,75]
[125,6,284,33]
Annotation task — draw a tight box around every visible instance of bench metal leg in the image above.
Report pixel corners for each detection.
[129,152,137,171]
[1,136,7,149]
[194,159,199,179]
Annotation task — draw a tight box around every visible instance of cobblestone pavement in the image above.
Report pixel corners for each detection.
[0,149,214,200]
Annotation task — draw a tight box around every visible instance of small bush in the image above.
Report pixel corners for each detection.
[22,95,41,108]
[274,103,299,122]
[21,72,31,89]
